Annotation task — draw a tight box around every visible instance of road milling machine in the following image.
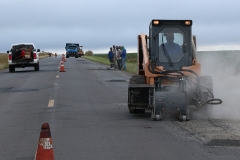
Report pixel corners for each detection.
[128,20,222,121]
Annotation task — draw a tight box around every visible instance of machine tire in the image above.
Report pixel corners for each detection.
[128,75,146,114]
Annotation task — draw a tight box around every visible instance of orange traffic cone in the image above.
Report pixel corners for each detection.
[62,54,65,61]
[59,61,65,72]
[63,57,66,62]
[34,123,54,160]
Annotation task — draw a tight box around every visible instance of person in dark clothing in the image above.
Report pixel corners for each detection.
[121,46,127,70]
[108,47,114,69]
[159,33,183,62]
[162,33,182,55]
[112,45,117,69]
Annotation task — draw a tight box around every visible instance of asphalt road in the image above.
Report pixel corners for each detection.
[0,56,240,160]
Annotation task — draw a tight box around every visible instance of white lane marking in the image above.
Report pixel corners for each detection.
[48,100,54,107]
[56,75,59,78]
[54,83,58,86]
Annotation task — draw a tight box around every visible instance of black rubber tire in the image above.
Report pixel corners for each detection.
[34,63,39,71]
[9,65,15,72]
[128,75,146,114]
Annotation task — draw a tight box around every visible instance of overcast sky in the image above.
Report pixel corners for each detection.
[0,0,239,53]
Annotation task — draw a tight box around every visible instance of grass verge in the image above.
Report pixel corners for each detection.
[0,54,9,70]
[82,54,138,74]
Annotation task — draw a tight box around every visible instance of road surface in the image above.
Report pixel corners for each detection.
[0,56,240,160]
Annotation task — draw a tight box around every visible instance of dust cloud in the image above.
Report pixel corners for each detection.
[197,51,240,119]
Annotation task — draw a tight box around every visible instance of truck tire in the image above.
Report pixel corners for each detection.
[34,63,40,71]
[9,65,15,72]
[128,75,146,114]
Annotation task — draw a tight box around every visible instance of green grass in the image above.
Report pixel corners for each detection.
[82,53,138,73]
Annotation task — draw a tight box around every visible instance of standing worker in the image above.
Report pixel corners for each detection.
[107,47,114,70]
[121,46,127,70]
[116,46,122,70]
[112,45,117,69]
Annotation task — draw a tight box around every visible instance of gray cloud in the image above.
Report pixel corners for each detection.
[1,0,240,53]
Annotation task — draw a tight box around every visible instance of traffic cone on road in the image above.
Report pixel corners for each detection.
[62,54,65,61]
[63,57,66,62]
[59,61,65,72]
[34,123,54,160]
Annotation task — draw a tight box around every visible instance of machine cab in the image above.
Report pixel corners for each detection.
[149,20,193,70]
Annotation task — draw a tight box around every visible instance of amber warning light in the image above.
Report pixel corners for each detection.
[153,20,159,25]
[185,21,191,25]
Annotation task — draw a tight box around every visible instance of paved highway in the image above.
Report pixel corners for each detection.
[0,56,240,160]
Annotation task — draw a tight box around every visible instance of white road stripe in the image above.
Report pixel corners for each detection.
[48,100,54,107]
[56,75,59,78]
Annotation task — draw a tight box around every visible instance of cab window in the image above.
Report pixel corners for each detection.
[158,28,185,63]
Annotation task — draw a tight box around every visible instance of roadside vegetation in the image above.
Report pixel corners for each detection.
[0,52,53,70]
[85,50,94,56]
[83,53,138,74]
[83,50,240,74]
[0,54,8,69]
[39,52,53,58]
[1,50,239,72]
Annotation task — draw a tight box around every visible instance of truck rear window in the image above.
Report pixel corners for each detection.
[12,45,34,50]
